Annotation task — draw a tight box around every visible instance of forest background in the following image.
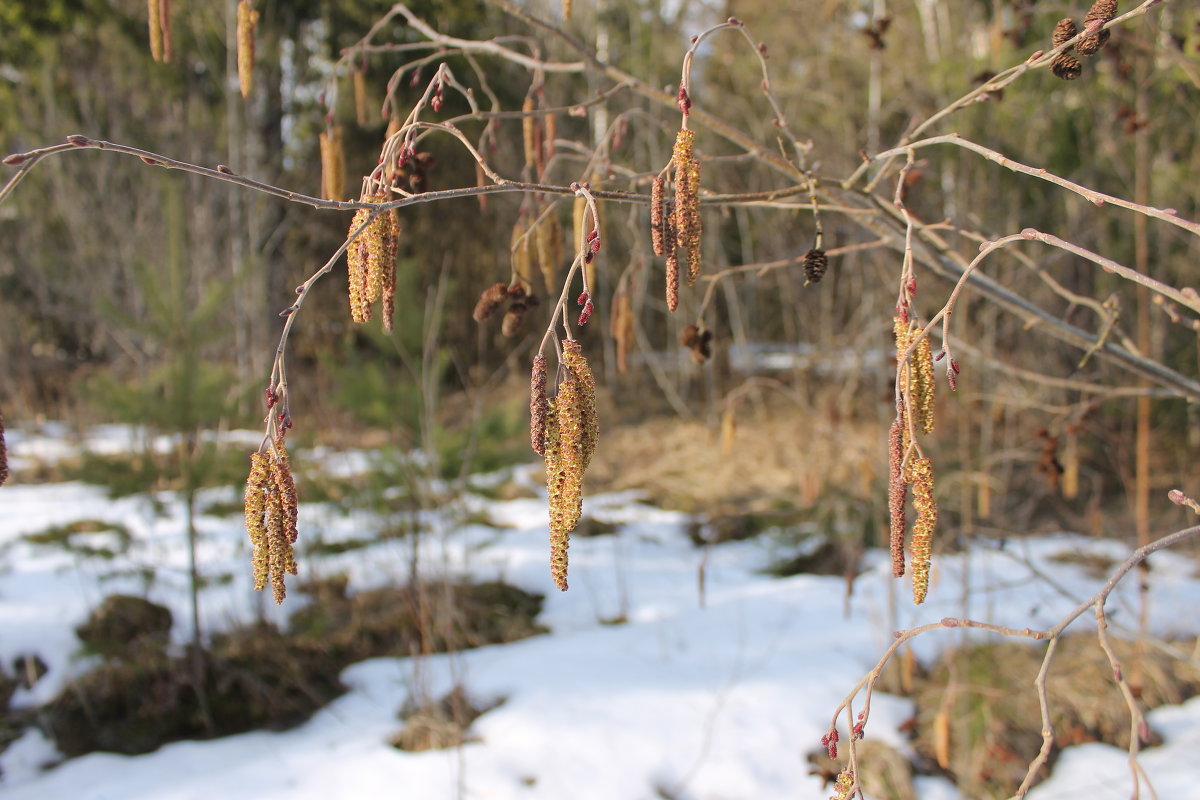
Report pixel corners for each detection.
[1,0,1199,798]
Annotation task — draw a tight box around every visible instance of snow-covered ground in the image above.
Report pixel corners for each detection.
[1,424,1198,800]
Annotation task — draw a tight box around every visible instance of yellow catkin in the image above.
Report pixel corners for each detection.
[1062,428,1079,499]
[672,130,702,284]
[562,0,573,21]
[354,69,369,127]
[158,0,172,63]
[720,405,736,458]
[544,341,599,591]
[522,96,537,174]
[909,456,936,604]
[237,1,259,99]
[244,452,271,591]
[320,126,345,202]
[148,0,163,62]
[534,210,559,295]
[347,208,372,323]
[893,317,913,450]
[912,330,935,434]
[0,410,10,486]
[610,290,634,374]
[562,340,598,469]
[511,216,534,285]
[934,708,952,769]
[888,411,906,578]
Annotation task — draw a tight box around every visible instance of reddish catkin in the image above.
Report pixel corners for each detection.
[0,409,8,486]
[888,412,906,578]
[158,0,172,63]
[650,176,666,256]
[530,354,549,456]
[236,1,259,99]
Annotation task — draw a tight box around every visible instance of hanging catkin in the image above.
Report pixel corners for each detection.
[237,1,259,98]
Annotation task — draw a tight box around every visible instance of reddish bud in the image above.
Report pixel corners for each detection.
[577,300,594,326]
[934,350,946,362]
[217,164,234,174]
[906,277,917,295]
[66,134,91,146]
[941,617,960,627]
[3,153,30,166]
[577,291,590,306]
[950,358,960,374]
[677,86,692,114]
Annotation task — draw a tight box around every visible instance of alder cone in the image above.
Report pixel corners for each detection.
[1051,53,1082,80]
[1052,18,1078,48]
[802,249,828,285]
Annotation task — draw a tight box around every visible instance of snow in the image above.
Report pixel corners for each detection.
[1,424,1198,799]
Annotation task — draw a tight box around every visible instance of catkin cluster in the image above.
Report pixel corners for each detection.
[532,341,598,590]
[894,318,935,435]
[652,129,702,310]
[244,439,300,604]
[0,410,8,486]
[347,193,400,331]
[147,0,172,63]
[890,317,939,603]
[236,1,259,98]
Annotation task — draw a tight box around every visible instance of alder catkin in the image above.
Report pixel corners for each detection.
[244,452,271,592]
[888,413,906,578]
[354,69,369,126]
[320,127,345,202]
[531,354,549,456]
[0,410,8,487]
[610,290,634,374]
[911,331,935,435]
[522,96,537,173]
[650,176,666,256]
[237,1,259,99]
[909,456,937,605]
[158,0,172,63]
[148,0,163,62]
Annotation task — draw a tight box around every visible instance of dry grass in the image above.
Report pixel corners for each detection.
[905,634,1200,800]
[584,397,883,516]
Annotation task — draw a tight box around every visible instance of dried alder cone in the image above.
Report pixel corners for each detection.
[1077,0,1116,56]
[236,1,259,99]
[244,439,300,604]
[1049,18,1083,80]
[533,341,598,591]
[802,249,828,285]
